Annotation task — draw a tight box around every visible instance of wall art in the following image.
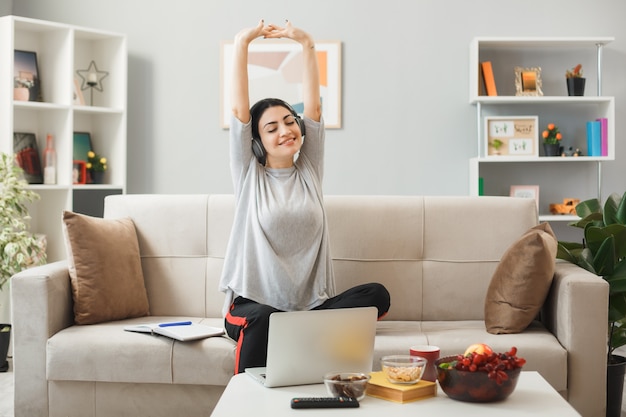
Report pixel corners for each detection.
[220,40,342,129]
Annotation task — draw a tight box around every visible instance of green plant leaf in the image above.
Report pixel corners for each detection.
[0,152,46,289]
[560,191,626,357]
[592,236,616,276]
[585,226,608,253]
[604,193,621,225]
[611,226,626,260]
[584,224,626,263]
[558,241,584,251]
[571,212,603,230]
[609,294,626,325]
[575,198,602,219]
[557,242,577,263]
[607,261,626,295]
[616,192,626,225]
[577,248,599,274]
[610,321,626,353]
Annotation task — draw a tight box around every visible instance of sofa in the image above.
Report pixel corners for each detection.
[11,194,608,417]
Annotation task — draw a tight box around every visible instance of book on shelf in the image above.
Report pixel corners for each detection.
[586,120,602,157]
[596,117,608,156]
[480,61,498,96]
[366,371,437,403]
[124,321,224,342]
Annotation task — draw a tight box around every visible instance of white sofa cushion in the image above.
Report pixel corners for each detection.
[47,317,235,385]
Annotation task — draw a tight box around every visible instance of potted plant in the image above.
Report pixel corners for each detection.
[541,123,563,156]
[489,139,504,155]
[556,191,626,417]
[0,152,47,371]
[565,64,585,96]
[86,150,107,184]
[13,76,34,101]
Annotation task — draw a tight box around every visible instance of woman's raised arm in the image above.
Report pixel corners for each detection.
[231,20,269,123]
[266,21,321,122]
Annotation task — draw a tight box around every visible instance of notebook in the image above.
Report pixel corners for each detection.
[245,307,378,388]
[124,321,224,342]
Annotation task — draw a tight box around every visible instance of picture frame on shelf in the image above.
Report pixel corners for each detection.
[13,50,42,102]
[73,132,93,163]
[510,185,539,209]
[13,132,43,184]
[485,116,538,157]
[73,78,85,105]
[220,40,342,129]
[72,160,87,184]
[514,66,543,96]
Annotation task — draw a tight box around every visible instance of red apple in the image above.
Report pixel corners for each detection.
[464,343,494,357]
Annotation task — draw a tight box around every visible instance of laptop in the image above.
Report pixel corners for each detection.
[245,307,378,388]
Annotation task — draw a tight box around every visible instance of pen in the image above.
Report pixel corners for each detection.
[158,321,192,327]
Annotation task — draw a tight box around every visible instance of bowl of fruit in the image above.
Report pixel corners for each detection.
[435,343,525,403]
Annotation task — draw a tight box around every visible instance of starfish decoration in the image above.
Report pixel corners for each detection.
[76,61,109,92]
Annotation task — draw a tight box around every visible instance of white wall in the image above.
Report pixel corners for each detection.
[8,0,626,208]
[0,1,10,16]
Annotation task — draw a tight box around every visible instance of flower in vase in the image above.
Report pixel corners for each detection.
[542,123,562,145]
[86,151,107,172]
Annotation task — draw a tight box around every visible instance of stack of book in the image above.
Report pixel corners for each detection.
[586,118,608,157]
[366,371,437,403]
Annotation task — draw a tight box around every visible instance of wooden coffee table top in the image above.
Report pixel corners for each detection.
[211,371,581,416]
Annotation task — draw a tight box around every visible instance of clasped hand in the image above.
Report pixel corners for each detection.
[235,19,312,46]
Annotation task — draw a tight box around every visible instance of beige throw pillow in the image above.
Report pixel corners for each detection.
[484,223,557,334]
[62,211,150,325]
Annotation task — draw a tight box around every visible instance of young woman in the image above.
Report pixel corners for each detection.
[219,20,390,374]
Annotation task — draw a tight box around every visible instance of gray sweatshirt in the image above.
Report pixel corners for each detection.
[219,115,335,315]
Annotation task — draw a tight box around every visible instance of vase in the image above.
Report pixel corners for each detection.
[0,324,10,372]
[13,87,29,101]
[90,171,105,184]
[607,355,626,417]
[543,143,561,157]
[566,77,586,96]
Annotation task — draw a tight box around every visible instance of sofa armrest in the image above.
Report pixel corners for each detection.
[11,260,74,417]
[541,260,609,417]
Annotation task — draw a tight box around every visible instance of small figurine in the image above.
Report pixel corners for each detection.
[550,198,580,215]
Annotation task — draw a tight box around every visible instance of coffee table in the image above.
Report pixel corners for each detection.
[211,371,581,416]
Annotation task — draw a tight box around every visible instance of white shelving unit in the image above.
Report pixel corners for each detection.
[469,37,615,222]
[0,16,127,262]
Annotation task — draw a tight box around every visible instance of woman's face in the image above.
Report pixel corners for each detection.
[258,105,303,168]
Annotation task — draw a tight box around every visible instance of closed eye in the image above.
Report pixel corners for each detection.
[263,115,297,133]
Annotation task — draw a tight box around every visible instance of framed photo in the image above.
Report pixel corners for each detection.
[73,132,93,162]
[510,185,539,209]
[220,40,342,129]
[73,78,85,105]
[514,66,543,96]
[14,50,42,102]
[485,116,538,157]
[72,160,87,184]
[13,132,43,184]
